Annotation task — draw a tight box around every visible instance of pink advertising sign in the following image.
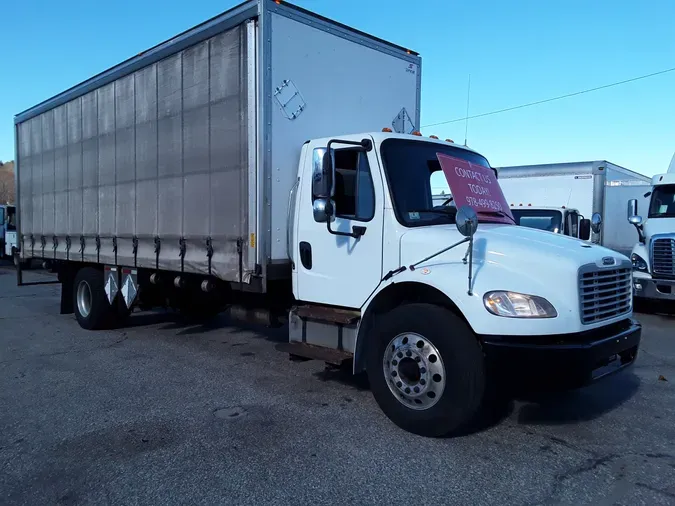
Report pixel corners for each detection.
[437,153,515,224]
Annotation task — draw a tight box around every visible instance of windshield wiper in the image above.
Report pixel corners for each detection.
[478,210,516,224]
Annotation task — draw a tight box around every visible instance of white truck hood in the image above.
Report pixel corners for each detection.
[643,217,675,238]
[396,223,631,336]
[400,223,626,272]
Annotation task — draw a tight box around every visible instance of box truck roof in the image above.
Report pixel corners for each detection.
[497,160,651,183]
[15,0,420,124]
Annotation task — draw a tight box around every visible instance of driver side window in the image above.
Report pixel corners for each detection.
[332,149,375,222]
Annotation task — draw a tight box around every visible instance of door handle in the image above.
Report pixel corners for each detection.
[299,241,312,269]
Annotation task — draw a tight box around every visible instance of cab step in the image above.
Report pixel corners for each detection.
[276,342,353,366]
[294,305,360,325]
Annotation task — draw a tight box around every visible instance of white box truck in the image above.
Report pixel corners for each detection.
[14,0,641,437]
[628,152,675,304]
[1,205,18,262]
[495,161,652,256]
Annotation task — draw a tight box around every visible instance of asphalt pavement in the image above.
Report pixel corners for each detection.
[1,262,674,505]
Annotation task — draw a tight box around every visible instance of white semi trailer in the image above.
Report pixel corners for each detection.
[14,0,641,437]
[628,152,675,305]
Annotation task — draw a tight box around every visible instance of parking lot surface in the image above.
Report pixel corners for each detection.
[1,263,674,505]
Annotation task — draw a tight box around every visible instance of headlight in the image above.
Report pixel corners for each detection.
[631,253,648,273]
[484,291,557,318]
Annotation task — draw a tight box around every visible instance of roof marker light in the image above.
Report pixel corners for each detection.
[412,131,422,136]
[382,127,392,132]
[445,138,454,143]
[429,135,439,139]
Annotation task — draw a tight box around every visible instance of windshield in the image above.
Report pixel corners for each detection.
[511,209,563,233]
[380,139,500,227]
[648,185,675,218]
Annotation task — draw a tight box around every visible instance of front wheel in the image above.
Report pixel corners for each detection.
[367,303,486,437]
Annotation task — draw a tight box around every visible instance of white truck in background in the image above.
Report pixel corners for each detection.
[628,152,675,304]
[496,161,651,256]
[14,0,641,437]
[1,205,18,261]
[508,204,591,240]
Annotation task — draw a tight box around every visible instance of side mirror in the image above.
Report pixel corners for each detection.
[312,148,335,200]
[629,215,643,226]
[579,218,591,240]
[312,198,334,223]
[627,199,638,222]
[591,212,602,234]
[456,206,478,237]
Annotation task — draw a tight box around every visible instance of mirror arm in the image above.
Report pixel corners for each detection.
[466,235,474,295]
[327,138,372,152]
[634,223,645,244]
[326,220,366,239]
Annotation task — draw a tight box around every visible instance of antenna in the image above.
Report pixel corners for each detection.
[464,74,471,146]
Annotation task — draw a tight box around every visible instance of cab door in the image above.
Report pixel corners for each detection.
[295,136,384,308]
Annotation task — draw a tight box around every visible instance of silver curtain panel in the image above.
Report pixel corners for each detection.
[18,25,250,282]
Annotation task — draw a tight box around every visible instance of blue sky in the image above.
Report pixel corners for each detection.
[2,0,674,176]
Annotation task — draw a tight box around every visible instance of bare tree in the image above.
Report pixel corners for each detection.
[0,161,16,204]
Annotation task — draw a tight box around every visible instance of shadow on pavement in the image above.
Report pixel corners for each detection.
[635,300,675,318]
[312,365,370,391]
[124,309,288,343]
[514,371,640,426]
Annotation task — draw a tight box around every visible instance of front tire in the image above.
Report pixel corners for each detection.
[73,267,114,330]
[367,303,485,437]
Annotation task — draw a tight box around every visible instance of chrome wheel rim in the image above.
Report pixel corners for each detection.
[76,280,92,318]
[383,332,446,410]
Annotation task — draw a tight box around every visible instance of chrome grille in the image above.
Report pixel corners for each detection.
[579,266,631,324]
[652,238,675,278]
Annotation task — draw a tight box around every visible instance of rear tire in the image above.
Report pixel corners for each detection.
[73,267,114,330]
[12,249,30,270]
[367,303,485,437]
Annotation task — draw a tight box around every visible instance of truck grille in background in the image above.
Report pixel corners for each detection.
[652,238,675,278]
[579,267,631,324]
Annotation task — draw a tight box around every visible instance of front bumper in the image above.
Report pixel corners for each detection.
[481,319,641,390]
[633,276,675,301]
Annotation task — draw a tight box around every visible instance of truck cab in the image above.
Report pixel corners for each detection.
[290,131,640,436]
[628,154,675,303]
[1,205,17,260]
[508,205,592,240]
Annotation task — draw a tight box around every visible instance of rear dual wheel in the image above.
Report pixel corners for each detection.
[73,267,130,330]
[367,303,486,437]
